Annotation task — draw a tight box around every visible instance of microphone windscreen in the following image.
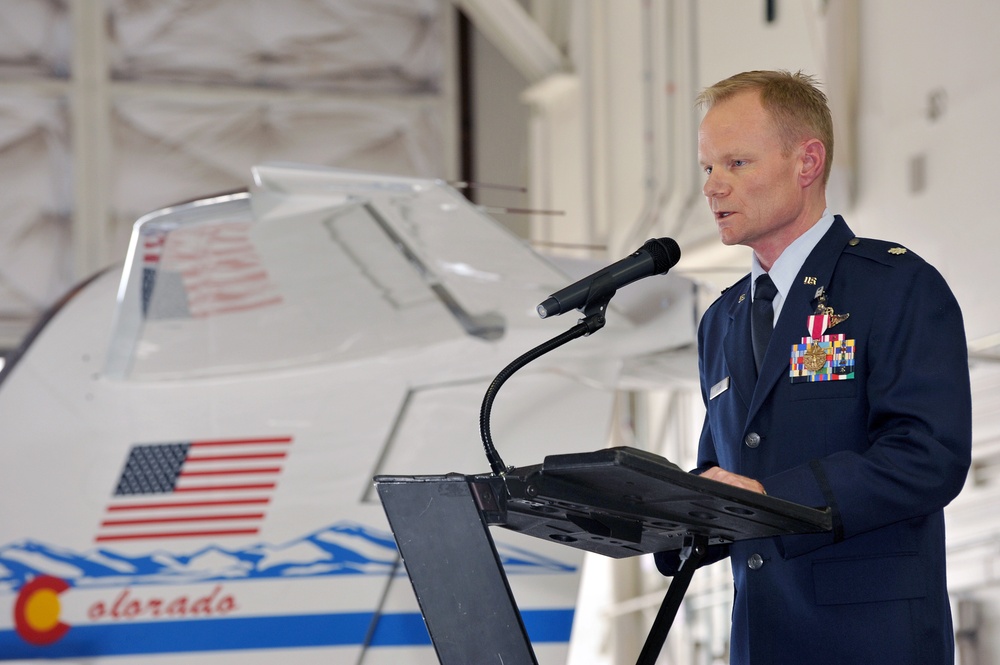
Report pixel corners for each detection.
[642,237,681,274]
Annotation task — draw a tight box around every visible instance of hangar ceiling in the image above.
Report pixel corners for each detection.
[0,0,454,348]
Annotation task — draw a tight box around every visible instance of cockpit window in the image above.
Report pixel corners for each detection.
[105,191,492,380]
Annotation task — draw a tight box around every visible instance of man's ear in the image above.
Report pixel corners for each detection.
[798,138,826,187]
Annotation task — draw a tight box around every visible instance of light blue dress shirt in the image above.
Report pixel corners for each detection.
[750,209,835,326]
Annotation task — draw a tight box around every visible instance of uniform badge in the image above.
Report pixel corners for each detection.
[789,291,856,382]
[710,376,730,400]
[803,342,828,372]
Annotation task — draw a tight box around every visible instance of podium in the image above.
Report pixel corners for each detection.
[375,446,831,664]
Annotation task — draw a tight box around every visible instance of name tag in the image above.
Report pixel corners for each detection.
[710,377,730,400]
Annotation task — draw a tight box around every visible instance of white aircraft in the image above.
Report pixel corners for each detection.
[0,163,696,663]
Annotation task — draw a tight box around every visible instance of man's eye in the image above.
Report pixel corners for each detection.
[732,160,747,167]
[703,166,713,175]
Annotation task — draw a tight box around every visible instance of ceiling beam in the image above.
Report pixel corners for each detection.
[450,0,565,84]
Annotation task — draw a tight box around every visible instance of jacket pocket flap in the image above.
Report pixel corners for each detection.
[813,553,926,605]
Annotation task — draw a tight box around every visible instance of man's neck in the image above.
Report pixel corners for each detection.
[752,198,827,271]
[750,210,835,324]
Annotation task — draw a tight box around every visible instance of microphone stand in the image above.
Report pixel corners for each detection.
[476,273,705,665]
[480,272,616,475]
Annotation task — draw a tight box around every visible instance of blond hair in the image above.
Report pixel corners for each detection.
[698,70,834,184]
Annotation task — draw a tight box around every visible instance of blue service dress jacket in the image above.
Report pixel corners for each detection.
[655,217,972,664]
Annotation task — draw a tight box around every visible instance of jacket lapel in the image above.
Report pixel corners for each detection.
[722,277,755,410]
[747,217,855,422]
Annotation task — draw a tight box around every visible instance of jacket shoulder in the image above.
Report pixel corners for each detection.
[841,236,926,269]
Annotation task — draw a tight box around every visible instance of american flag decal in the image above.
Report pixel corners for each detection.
[96,436,292,543]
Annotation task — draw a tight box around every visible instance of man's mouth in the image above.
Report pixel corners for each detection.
[716,211,734,219]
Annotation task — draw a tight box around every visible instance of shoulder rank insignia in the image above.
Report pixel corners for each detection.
[888,247,907,255]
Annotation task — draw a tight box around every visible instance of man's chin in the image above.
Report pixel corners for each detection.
[716,231,741,247]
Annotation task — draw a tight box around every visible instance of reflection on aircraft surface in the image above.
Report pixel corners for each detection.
[0,164,696,663]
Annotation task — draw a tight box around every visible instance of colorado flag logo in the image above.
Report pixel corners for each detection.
[13,576,70,646]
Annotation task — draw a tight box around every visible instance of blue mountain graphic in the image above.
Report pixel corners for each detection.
[0,521,574,593]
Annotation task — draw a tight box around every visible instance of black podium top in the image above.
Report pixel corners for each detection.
[492,446,832,558]
[374,446,833,665]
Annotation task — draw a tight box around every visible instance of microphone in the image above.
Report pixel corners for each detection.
[536,237,681,318]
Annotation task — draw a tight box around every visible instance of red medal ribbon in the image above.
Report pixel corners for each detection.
[807,314,830,339]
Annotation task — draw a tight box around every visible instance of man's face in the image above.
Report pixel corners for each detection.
[698,90,809,256]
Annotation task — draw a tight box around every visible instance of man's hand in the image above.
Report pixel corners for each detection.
[701,466,767,494]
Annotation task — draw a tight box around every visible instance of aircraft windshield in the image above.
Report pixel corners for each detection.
[105,191,490,380]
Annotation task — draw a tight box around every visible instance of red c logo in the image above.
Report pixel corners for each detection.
[14,575,71,645]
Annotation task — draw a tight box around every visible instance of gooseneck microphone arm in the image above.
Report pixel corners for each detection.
[481,310,607,476]
[482,237,680,475]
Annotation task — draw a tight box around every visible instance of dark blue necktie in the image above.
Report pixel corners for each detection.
[751,273,778,373]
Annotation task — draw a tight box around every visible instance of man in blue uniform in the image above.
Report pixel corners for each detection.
[656,70,972,664]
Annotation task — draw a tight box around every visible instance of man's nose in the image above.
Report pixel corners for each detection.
[703,171,727,198]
